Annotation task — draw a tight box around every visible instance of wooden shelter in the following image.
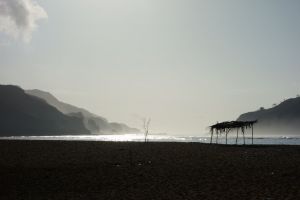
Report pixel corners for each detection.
[210,120,257,145]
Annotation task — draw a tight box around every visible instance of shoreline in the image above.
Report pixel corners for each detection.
[0,135,300,145]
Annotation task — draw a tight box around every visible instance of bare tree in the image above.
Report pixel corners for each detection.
[143,118,151,142]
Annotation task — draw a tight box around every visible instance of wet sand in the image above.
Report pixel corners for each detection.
[0,140,299,199]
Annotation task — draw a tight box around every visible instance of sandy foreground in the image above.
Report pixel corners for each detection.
[0,140,299,200]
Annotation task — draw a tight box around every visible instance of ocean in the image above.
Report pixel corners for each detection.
[1,134,300,145]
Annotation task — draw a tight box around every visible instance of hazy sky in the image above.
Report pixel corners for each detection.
[1,0,300,135]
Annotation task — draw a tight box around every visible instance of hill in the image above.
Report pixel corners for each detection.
[26,89,139,134]
[237,97,300,136]
[0,85,90,136]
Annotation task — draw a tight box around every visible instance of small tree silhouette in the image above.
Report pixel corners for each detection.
[143,118,151,142]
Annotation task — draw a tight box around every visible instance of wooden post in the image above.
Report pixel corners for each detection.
[242,128,245,145]
[236,128,239,145]
[225,129,228,144]
[252,125,254,145]
[210,129,213,144]
[216,130,219,144]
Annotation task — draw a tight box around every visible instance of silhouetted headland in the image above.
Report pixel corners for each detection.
[26,89,139,134]
[237,96,300,136]
[0,85,139,136]
[0,85,89,136]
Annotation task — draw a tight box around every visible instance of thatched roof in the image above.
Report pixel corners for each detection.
[210,120,257,133]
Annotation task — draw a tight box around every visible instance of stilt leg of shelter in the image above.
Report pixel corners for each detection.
[216,130,219,144]
[252,126,254,145]
[236,128,239,145]
[242,128,245,145]
[210,129,213,144]
[225,129,229,144]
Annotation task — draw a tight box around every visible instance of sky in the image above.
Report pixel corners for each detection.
[0,0,300,135]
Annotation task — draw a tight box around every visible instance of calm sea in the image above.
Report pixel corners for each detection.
[1,134,300,145]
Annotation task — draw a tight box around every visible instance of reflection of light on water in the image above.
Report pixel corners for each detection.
[3,134,197,142]
[1,134,300,145]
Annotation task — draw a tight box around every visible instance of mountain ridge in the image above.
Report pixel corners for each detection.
[0,85,90,136]
[26,89,139,134]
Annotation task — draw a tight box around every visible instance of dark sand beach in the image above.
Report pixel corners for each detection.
[0,140,299,200]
